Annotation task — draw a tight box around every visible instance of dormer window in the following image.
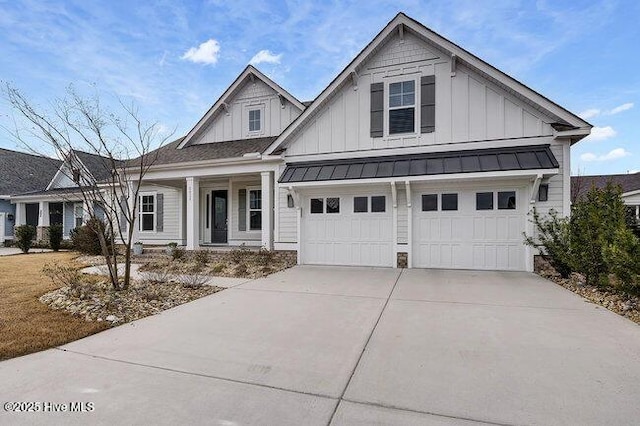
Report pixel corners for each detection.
[71,168,81,184]
[249,109,261,132]
[388,80,415,134]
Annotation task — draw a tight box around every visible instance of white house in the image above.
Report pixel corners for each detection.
[129,13,591,272]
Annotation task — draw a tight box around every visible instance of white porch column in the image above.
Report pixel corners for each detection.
[38,201,49,227]
[261,171,273,250]
[15,203,26,225]
[186,177,200,250]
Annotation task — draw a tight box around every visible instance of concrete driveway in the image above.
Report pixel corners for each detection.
[2,267,640,425]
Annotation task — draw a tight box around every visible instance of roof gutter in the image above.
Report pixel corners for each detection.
[553,126,592,144]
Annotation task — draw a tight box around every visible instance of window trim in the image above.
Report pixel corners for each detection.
[138,192,157,233]
[384,75,419,137]
[248,108,261,132]
[247,187,262,232]
[74,202,84,229]
[246,104,265,136]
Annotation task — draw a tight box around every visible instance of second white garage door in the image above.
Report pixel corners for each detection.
[412,185,527,271]
[301,188,393,267]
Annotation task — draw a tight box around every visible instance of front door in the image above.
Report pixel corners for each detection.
[212,190,228,244]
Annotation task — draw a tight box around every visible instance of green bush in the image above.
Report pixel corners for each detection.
[48,224,63,251]
[171,246,186,261]
[15,225,36,253]
[70,218,111,255]
[524,209,573,278]
[603,227,640,288]
[570,182,628,285]
[526,182,635,286]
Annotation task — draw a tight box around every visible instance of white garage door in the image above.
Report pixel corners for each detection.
[413,186,527,271]
[302,189,393,267]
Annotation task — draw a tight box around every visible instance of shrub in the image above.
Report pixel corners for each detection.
[194,250,210,265]
[524,209,573,278]
[172,246,186,261]
[14,225,36,253]
[570,182,628,285]
[603,228,640,288]
[42,262,82,287]
[48,224,63,251]
[139,268,171,284]
[211,263,225,273]
[177,271,208,288]
[70,218,111,255]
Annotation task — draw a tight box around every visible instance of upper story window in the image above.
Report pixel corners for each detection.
[388,80,415,134]
[249,109,261,132]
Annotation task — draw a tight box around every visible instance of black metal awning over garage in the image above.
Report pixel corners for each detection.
[279,145,559,183]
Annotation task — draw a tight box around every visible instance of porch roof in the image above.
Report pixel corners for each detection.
[279,145,559,183]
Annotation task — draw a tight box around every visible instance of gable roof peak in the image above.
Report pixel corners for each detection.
[265,11,591,155]
[177,65,305,149]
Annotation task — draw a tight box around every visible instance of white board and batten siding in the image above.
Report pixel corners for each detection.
[284,31,555,158]
[136,185,182,244]
[194,79,301,145]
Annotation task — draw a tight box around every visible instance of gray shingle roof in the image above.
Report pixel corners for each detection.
[73,150,124,181]
[572,172,640,199]
[0,148,62,195]
[130,136,277,167]
[280,145,559,183]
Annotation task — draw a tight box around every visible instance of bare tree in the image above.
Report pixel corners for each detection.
[3,84,173,290]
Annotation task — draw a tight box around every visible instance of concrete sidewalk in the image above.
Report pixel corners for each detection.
[1,266,640,425]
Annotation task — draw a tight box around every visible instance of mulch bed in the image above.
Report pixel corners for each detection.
[40,279,222,325]
[535,257,640,324]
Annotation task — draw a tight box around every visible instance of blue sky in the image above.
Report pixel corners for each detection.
[0,0,638,176]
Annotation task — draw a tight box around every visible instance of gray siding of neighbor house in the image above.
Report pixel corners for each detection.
[0,199,16,238]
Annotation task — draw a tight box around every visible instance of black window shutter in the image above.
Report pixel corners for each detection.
[156,193,164,232]
[238,189,246,231]
[119,196,128,232]
[421,75,435,133]
[370,82,384,138]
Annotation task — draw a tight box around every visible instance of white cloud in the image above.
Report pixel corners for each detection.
[249,49,282,65]
[580,148,631,162]
[181,39,220,65]
[584,126,617,142]
[579,108,600,119]
[607,102,634,115]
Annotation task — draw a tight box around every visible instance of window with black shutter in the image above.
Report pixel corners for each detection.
[388,80,415,134]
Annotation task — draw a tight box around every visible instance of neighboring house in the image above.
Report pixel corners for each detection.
[11,150,116,240]
[129,12,591,272]
[0,148,61,243]
[572,172,640,219]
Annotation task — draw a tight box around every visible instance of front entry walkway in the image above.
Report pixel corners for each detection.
[2,267,640,425]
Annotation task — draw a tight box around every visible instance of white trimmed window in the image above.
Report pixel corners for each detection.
[248,189,262,230]
[249,109,261,132]
[74,203,84,228]
[139,193,156,232]
[388,80,415,134]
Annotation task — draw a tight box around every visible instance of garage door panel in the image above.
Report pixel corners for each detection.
[302,190,393,267]
[414,187,527,271]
